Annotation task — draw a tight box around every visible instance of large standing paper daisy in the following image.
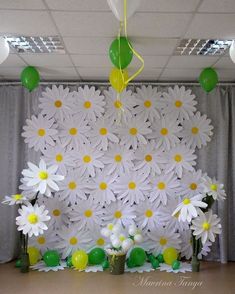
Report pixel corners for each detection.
[69,198,104,230]
[102,200,136,226]
[29,227,57,254]
[22,114,58,152]
[148,115,182,150]
[202,175,226,201]
[59,168,88,205]
[102,143,134,176]
[133,86,165,122]
[39,85,76,121]
[75,145,104,177]
[88,118,119,151]
[179,170,205,198]
[74,85,105,122]
[163,143,197,178]
[134,140,165,177]
[56,225,91,259]
[162,86,197,121]
[180,112,213,149]
[118,117,152,150]
[59,116,90,150]
[149,172,180,206]
[113,172,150,205]
[88,170,117,206]
[2,193,28,206]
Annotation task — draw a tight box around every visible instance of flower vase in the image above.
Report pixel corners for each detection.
[20,253,30,273]
[191,255,200,272]
[191,234,202,272]
[108,254,126,275]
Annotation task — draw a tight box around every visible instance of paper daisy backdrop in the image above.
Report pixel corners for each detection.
[21,84,216,261]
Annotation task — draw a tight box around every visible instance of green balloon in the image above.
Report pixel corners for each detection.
[150,258,160,269]
[102,259,110,270]
[199,67,218,93]
[126,258,136,268]
[66,256,73,268]
[109,37,133,69]
[148,254,155,262]
[129,247,146,267]
[172,260,181,270]
[15,259,22,268]
[156,254,164,263]
[43,250,60,267]
[20,66,40,92]
[88,248,106,265]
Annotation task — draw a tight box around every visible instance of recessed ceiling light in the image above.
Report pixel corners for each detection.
[174,39,232,56]
[4,35,65,54]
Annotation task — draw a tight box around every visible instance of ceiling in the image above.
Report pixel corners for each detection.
[0,0,235,82]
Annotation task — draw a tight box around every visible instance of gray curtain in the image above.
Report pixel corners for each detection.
[0,84,234,263]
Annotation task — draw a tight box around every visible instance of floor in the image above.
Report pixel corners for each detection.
[0,262,234,294]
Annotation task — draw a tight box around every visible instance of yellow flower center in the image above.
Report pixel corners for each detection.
[83,155,91,163]
[175,100,182,108]
[157,182,166,190]
[13,194,22,201]
[183,198,191,205]
[128,182,136,190]
[190,183,197,190]
[27,213,38,224]
[68,181,77,190]
[107,224,114,230]
[174,154,182,162]
[129,128,137,135]
[69,237,78,245]
[84,101,91,109]
[210,184,217,191]
[99,128,107,135]
[145,154,152,162]
[55,153,63,162]
[84,209,93,218]
[96,238,105,246]
[99,182,107,190]
[202,222,211,231]
[38,171,48,180]
[145,209,153,218]
[191,127,199,134]
[160,128,168,136]
[119,235,126,242]
[115,154,122,162]
[69,128,77,135]
[37,236,46,245]
[144,100,152,108]
[114,100,122,109]
[38,128,46,137]
[114,210,122,219]
[159,237,167,246]
[54,100,62,108]
[53,209,61,217]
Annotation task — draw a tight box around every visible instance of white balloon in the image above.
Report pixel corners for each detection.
[229,40,235,63]
[0,37,9,65]
[107,0,141,21]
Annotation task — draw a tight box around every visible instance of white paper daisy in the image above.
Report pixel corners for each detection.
[102,143,134,176]
[88,169,117,206]
[163,143,197,178]
[59,116,90,150]
[134,141,165,177]
[74,85,105,122]
[180,230,193,259]
[202,175,226,201]
[102,200,136,227]
[147,115,182,150]
[19,178,42,201]
[159,262,192,273]
[42,140,76,175]
[86,225,109,249]
[31,261,67,272]
[179,170,205,198]
[39,85,76,121]
[21,159,64,197]
[180,112,213,149]
[197,241,212,259]
[85,265,103,272]
[149,172,180,206]
[162,85,197,121]
[191,209,221,244]
[75,145,104,178]
[22,114,58,152]
[104,87,137,122]
[2,193,28,206]
[29,227,58,254]
[118,117,152,150]
[56,225,91,259]
[58,168,88,205]
[113,172,150,205]
[69,198,104,230]
[88,118,119,151]
[16,203,50,237]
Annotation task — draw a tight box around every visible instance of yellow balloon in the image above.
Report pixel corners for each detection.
[163,248,178,265]
[109,68,128,93]
[72,250,88,270]
[27,247,41,265]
